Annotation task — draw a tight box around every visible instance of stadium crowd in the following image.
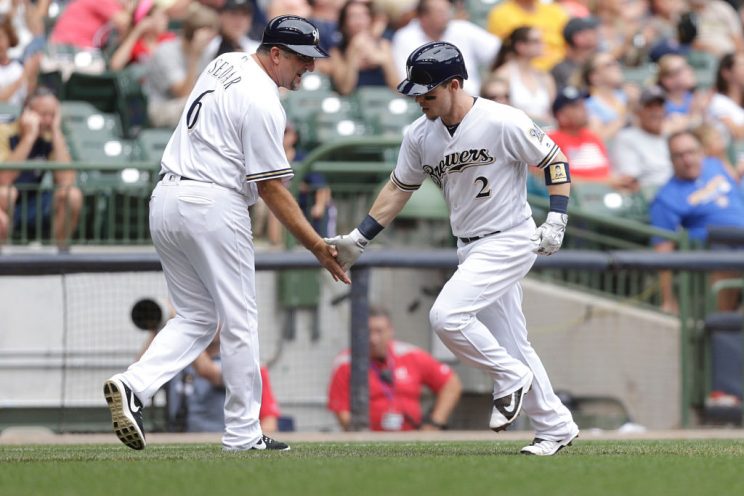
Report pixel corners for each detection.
[1,0,744,247]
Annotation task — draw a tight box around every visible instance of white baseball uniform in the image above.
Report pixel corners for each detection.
[392,97,577,440]
[119,52,292,450]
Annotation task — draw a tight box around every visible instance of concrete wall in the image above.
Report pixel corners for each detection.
[0,267,680,430]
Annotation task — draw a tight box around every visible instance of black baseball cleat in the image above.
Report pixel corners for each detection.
[489,371,533,432]
[251,435,291,451]
[103,375,146,450]
[223,435,291,452]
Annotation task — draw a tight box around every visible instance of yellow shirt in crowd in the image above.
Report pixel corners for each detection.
[487,0,570,71]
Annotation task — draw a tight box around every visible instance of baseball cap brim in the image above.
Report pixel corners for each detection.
[286,44,329,58]
[397,79,435,97]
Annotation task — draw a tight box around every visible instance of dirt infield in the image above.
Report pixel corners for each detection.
[2,428,744,445]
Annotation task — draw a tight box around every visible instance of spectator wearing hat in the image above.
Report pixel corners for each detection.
[144,3,219,128]
[548,86,635,190]
[109,0,175,71]
[200,0,260,71]
[487,0,568,72]
[610,86,674,197]
[551,16,599,91]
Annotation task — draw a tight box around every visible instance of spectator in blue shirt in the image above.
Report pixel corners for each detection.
[650,129,744,313]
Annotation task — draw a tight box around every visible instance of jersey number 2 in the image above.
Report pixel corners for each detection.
[186,90,215,129]
[475,176,491,198]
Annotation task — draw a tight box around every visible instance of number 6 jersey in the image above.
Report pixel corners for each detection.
[160,52,293,205]
[391,98,560,238]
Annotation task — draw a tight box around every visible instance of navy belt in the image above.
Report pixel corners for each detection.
[458,231,501,244]
[159,173,196,182]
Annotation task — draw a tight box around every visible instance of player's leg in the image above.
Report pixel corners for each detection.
[478,283,578,450]
[430,221,537,430]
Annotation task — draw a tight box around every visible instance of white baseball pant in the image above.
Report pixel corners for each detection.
[430,217,576,440]
[121,174,263,449]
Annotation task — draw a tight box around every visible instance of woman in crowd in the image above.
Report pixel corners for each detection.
[707,52,744,144]
[328,0,398,96]
[0,15,35,106]
[109,0,174,71]
[581,52,638,142]
[656,53,708,133]
[491,26,555,126]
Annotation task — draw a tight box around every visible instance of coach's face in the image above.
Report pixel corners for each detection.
[273,47,316,90]
[369,315,393,360]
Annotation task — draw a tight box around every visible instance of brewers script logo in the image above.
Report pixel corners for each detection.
[423,149,495,187]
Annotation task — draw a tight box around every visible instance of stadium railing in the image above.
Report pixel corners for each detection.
[1,249,743,431]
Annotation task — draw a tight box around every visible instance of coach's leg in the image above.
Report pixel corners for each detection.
[186,188,262,450]
[478,284,576,440]
[121,182,219,402]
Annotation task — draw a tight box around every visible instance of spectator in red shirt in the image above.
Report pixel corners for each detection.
[328,306,462,431]
[548,85,637,190]
[49,0,131,50]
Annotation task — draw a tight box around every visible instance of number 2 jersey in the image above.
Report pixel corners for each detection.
[160,52,293,205]
[391,97,560,238]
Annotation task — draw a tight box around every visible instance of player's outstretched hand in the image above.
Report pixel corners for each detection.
[324,228,369,272]
[312,240,351,284]
[531,212,567,256]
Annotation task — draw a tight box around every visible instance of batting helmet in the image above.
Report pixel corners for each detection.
[261,15,329,58]
[397,42,468,96]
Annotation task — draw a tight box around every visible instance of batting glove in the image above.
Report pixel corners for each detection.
[324,228,369,271]
[531,212,567,256]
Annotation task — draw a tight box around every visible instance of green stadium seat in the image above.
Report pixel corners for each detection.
[465,0,500,29]
[114,67,149,138]
[571,182,648,222]
[60,101,100,127]
[398,178,449,220]
[64,72,118,113]
[621,63,657,87]
[0,101,21,122]
[136,128,173,164]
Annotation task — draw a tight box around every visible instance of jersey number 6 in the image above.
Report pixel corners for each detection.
[186,90,215,130]
[475,176,491,198]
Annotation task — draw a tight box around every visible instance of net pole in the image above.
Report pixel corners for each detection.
[349,266,370,431]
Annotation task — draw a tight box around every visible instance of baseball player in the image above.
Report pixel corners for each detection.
[326,42,579,456]
[103,15,349,452]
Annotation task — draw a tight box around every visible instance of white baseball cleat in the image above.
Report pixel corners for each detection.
[520,423,580,456]
[489,370,533,432]
[103,374,146,450]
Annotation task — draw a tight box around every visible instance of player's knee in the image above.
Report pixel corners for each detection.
[429,303,463,335]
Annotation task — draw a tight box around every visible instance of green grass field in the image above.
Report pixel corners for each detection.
[2,440,744,496]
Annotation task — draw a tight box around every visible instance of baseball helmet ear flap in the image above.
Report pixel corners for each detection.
[397,42,468,96]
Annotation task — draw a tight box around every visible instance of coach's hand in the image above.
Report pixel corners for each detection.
[312,240,351,284]
[531,212,567,256]
[324,228,369,271]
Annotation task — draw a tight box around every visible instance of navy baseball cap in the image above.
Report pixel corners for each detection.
[262,15,329,58]
[552,86,587,115]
